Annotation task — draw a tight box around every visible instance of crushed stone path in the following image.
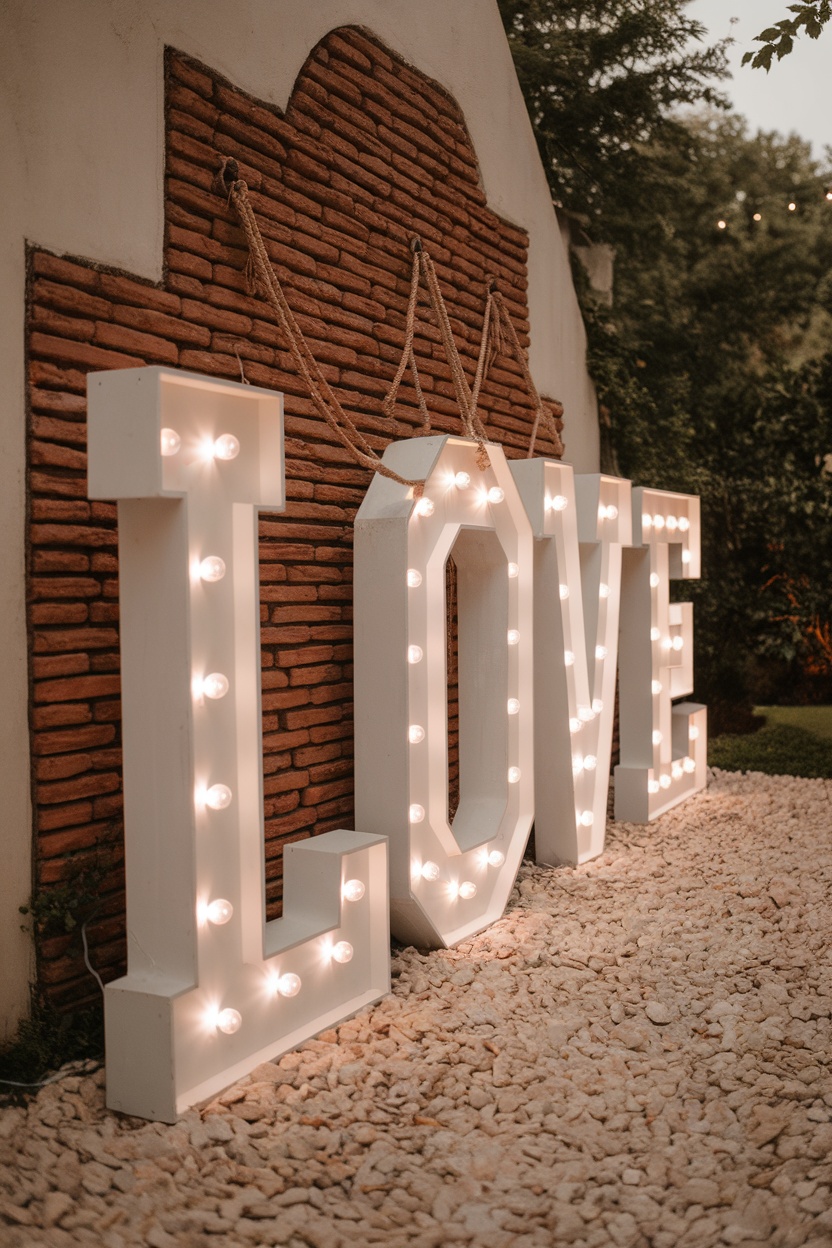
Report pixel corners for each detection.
[1,769,831,1248]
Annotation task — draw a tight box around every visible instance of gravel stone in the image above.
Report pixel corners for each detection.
[1,770,830,1246]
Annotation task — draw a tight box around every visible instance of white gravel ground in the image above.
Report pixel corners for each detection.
[1,768,831,1248]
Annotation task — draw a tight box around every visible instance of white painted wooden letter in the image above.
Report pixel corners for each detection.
[88,367,389,1123]
[355,436,535,948]
[615,488,707,820]
[511,460,632,863]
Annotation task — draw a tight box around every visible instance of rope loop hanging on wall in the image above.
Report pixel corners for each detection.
[217,156,564,488]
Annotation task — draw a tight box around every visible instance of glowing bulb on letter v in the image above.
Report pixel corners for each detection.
[87,366,389,1123]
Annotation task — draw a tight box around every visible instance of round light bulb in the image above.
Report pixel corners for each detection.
[552,495,568,511]
[666,516,678,532]
[678,517,690,532]
[277,972,301,998]
[421,860,440,882]
[508,766,521,784]
[650,627,661,642]
[672,762,683,780]
[205,784,232,810]
[650,573,660,589]
[606,504,618,520]
[660,773,672,790]
[507,562,519,579]
[487,850,505,868]
[407,569,422,588]
[199,555,226,583]
[648,779,660,795]
[642,514,652,528]
[595,645,607,660]
[584,755,597,771]
[592,699,603,713]
[206,898,233,925]
[559,584,570,600]
[343,879,365,903]
[578,706,594,722]
[753,212,762,222]
[652,730,663,746]
[414,497,434,517]
[408,724,425,744]
[672,635,684,652]
[487,486,505,504]
[458,881,477,900]
[332,941,353,964]
[689,726,700,741]
[409,803,425,824]
[507,698,520,715]
[662,636,673,651]
[454,471,471,489]
[564,650,575,667]
[202,672,229,700]
[717,219,727,230]
[788,201,796,212]
[569,717,581,734]
[572,755,584,776]
[683,757,696,774]
[579,810,594,827]
[214,433,240,461]
[651,680,662,695]
[217,1008,242,1034]
[682,550,691,565]
[507,629,520,646]
[160,427,181,456]
[653,515,665,531]
[599,582,610,599]
[407,645,423,664]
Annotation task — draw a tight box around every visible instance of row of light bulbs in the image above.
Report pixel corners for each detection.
[161,428,241,462]
[209,877,366,1035]
[717,192,832,230]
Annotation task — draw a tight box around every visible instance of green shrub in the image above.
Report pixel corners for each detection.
[709,721,832,779]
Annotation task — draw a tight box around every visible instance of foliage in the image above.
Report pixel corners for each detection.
[755,703,832,739]
[496,0,729,241]
[0,994,103,1103]
[743,1,831,70]
[709,720,832,778]
[19,823,120,938]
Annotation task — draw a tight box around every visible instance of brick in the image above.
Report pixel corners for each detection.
[112,303,211,347]
[168,53,214,99]
[94,320,178,365]
[30,330,143,371]
[33,627,118,653]
[167,248,213,281]
[37,801,95,834]
[34,674,121,704]
[30,603,89,625]
[33,724,116,755]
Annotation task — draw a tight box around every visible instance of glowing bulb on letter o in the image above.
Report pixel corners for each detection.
[216,1008,242,1035]
[458,881,477,900]
[276,973,301,998]
[332,941,354,964]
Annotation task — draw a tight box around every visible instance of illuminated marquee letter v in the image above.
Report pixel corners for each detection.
[88,367,389,1123]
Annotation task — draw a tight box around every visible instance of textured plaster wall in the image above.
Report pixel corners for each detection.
[0,0,599,1031]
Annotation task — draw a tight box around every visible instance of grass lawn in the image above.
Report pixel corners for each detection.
[708,705,832,779]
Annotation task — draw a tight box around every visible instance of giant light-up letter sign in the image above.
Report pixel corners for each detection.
[615,488,707,820]
[88,367,389,1123]
[354,436,535,948]
[511,460,632,864]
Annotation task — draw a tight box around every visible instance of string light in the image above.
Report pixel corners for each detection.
[342,879,365,902]
[199,672,229,700]
[199,556,226,583]
[332,941,354,964]
[160,428,181,456]
[204,784,232,810]
[788,202,796,212]
[216,1008,242,1034]
[753,212,762,222]
[276,973,301,998]
[717,219,727,230]
[206,898,233,925]
[213,434,240,461]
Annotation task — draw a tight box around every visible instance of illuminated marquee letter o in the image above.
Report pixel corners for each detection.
[355,436,534,948]
[88,367,389,1123]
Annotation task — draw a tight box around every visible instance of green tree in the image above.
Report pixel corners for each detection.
[496,0,729,241]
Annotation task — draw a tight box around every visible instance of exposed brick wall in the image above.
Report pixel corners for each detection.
[25,27,564,1009]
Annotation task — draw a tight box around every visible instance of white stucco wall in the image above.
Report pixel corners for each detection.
[0,0,599,1033]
